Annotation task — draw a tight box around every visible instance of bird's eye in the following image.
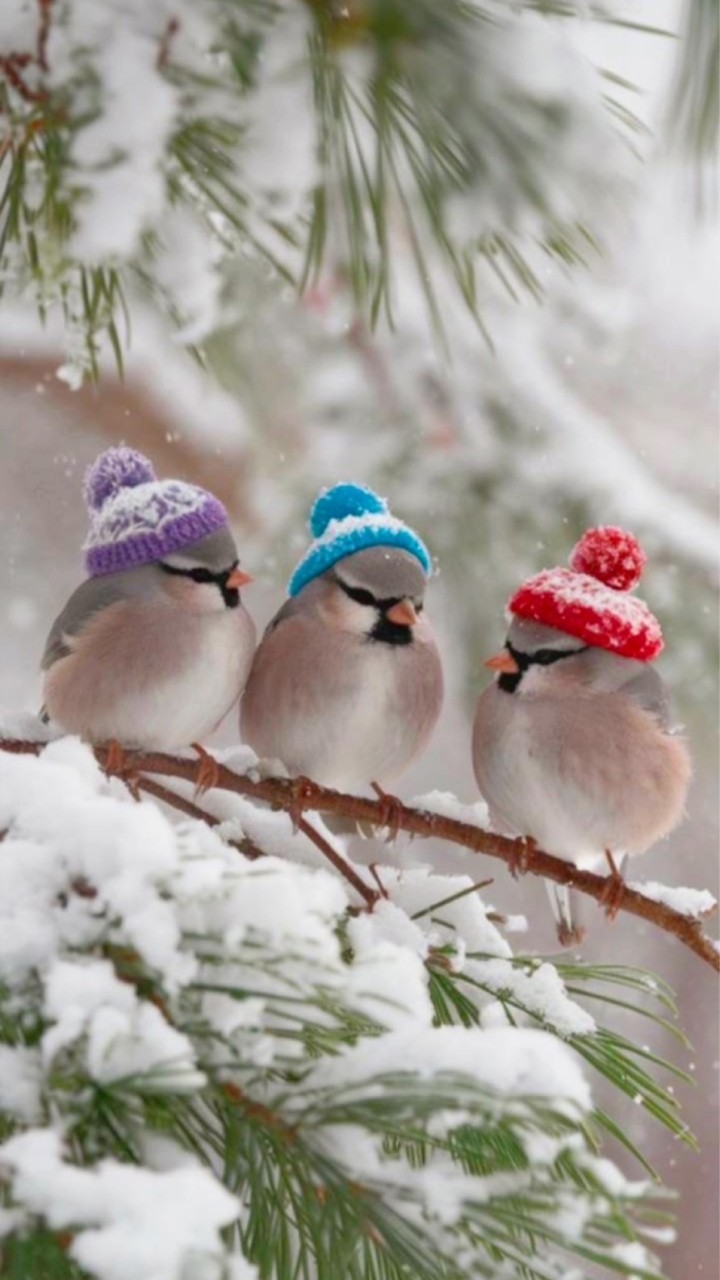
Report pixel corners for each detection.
[533,648,576,666]
[189,567,215,584]
[415,601,424,614]
[341,583,376,607]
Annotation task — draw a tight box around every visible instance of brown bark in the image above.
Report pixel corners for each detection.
[2,737,717,971]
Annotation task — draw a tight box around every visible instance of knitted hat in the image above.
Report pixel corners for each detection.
[508,526,663,662]
[288,483,432,597]
[82,447,229,577]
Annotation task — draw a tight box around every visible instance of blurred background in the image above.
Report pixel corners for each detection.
[0,0,717,1273]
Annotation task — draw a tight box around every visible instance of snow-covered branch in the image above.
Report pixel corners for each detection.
[0,730,685,1280]
[2,736,717,972]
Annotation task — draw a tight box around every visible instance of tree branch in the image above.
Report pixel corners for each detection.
[134,774,264,862]
[295,812,380,908]
[2,737,717,972]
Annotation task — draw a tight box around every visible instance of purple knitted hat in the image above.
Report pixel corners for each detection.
[82,447,229,577]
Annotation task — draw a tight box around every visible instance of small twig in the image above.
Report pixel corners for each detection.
[0,0,55,105]
[36,0,55,73]
[295,814,380,909]
[2,738,717,972]
[134,775,264,861]
[156,17,180,70]
[0,53,48,105]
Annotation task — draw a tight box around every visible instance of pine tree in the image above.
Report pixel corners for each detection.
[1,4,718,1280]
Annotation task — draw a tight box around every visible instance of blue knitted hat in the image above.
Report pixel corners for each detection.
[288,483,432,597]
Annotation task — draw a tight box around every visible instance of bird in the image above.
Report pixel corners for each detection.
[241,483,443,794]
[471,526,691,945]
[42,446,256,752]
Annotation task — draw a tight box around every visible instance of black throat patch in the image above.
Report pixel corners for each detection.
[370,616,414,647]
[336,577,416,647]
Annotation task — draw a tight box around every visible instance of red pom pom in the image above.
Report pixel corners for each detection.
[569,526,646,592]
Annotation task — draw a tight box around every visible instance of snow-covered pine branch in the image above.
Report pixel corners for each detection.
[0,735,691,1280]
[0,0,661,383]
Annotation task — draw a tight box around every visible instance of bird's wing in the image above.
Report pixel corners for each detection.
[619,665,672,729]
[41,576,136,670]
[263,595,305,638]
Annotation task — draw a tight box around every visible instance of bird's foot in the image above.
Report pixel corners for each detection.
[599,849,626,922]
[102,739,140,800]
[508,835,537,880]
[104,738,126,776]
[556,919,586,947]
[288,775,321,832]
[191,743,220,796]
[371,782,404,844]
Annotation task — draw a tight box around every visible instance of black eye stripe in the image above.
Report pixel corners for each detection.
[337,579,423,613]
[338,582,377,607]
[159,561,239,587]
[507,641,589,669]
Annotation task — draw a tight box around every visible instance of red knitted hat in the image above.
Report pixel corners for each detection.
[508,526,663,662]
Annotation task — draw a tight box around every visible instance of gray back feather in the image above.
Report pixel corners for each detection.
[620,665,672,729]
[41,529,240,671]
[41,568,159,670]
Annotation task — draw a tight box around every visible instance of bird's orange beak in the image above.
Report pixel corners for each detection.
[386,599,419,627]
[226,567,254,589]
[484,650,519,674]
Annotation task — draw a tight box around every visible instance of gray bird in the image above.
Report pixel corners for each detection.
[471,527,691,944]
[42,447,256,751]
[241,483,443,791]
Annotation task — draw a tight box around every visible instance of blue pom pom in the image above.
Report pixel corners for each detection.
[310,483,387,539]
[84,447,156,512]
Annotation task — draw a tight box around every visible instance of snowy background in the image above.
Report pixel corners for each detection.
[0,1,718,1274]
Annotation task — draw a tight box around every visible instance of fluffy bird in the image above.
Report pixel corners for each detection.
[472,526,691,944]
[241,483,443,791]
[42,447,256,750]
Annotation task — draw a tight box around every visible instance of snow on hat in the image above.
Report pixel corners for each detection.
[508,526,663,662]
[83,447,229,577]
[288,483,432,597]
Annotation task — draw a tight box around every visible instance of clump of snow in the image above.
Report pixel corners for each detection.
[0,1129,255,1280]
[43,959,205,1092]
[629,880,717,919]
[151,208,224,346]
[68,32,177,261]
[502,914,529,933]
[240,5,318,221]
[609,1240,654,1270]
[373,865,511,960]
[465,958,597,1039]
[0,737,194,990]
[410,789,491,830]
[348,898,430,960]
[0,1046,43,1123]
[305,1025,592,1110]
[0,709,59,743]
[344,939,433,1031]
